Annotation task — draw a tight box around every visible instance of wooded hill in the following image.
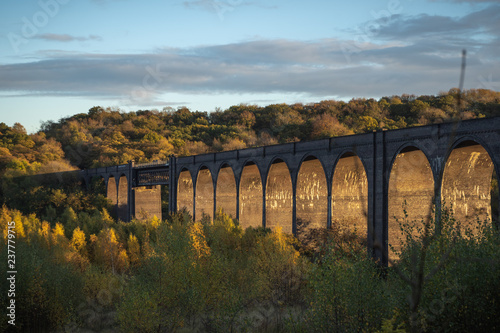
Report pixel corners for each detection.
[1,88,500,218]
[2,88,500,176]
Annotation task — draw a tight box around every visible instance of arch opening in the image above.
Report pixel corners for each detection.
[296,157,328,241]
[117,175,128,221]
[389,148,434,260]
[107,176,117,218]
[442,141,495,231]
[91,176,106,196]
[265,159,293,233]
[492,168,498,228]
[177,169,194,217]
[331,154,368,239]
[239,163,263,229]
[195,167,214,221]
[134,185,162,221]
[216,165,237,218]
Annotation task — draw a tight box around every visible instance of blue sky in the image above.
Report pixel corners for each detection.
[0,0,499,132]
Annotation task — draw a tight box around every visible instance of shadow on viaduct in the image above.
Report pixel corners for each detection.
[61,117,500,265]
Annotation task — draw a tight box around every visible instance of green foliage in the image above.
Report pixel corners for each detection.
[388,208,500,332]
[117,212,310,332]
[0,241,85,332]
[303,243,393,332]
[1,202,499,332]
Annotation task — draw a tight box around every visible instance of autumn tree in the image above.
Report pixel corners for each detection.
[310,114,353,139]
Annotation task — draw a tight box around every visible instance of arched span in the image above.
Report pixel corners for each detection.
[117,174,128,221]
[195,166,214,221]
[441,139,495,231]
[177,168,194,217]
[296,155,328,239]
[239,161,263,229]
[216,163,237,218]
[265,158,293,233]
[388,146,434,260]
[107,175,118,217]
[331,152,368,238]
[90,175,106,196]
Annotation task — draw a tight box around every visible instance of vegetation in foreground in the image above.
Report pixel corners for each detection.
[0,206,499,332]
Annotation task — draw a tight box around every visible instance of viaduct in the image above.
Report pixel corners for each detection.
[68,117,499,265]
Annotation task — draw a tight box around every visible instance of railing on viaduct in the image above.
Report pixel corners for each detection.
[68,117,500,265]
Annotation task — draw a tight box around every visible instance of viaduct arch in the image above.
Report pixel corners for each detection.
[70,117,500,266]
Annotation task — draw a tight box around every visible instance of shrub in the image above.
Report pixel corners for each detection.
[389,208,500,332]
[304,241,392,332]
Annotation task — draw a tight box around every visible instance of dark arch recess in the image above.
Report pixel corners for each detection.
[117,174,128,221]
[177,168,194,216]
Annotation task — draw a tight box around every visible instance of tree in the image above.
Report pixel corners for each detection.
[310,114,353,139]
[70,226,87,254]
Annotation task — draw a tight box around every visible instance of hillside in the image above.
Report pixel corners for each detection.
[1,88,499,218]
[2,89,500,174]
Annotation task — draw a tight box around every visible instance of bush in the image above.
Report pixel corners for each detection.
[389,208,500,332]
[303,242,392,332]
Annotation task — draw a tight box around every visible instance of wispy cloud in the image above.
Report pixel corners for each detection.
[0,5,498,106]
[33,33,102,42]
[183,0,275,17]
[376,5,500,41]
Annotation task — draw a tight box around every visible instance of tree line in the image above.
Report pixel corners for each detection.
[1,88,499,220]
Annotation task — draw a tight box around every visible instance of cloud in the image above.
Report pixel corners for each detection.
[33,33,102,42]
[375,4,500,41]
[0,5,499,106]
[183,0,275,16]
[183,0,246,14]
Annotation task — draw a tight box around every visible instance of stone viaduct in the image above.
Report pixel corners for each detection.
[76,117,499,265]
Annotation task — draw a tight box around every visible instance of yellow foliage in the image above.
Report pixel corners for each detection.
[272,226,300,263]
[94,228,129,274]
[150,215,161,229]
[70,227,87,253]
[189,222,210,260]
[101,208,114,226]
[128,234,141,267]
[12,210,26,239]
[52,222,66,245]
[0,205,13,239]
[39,221,51,248]
[117,249,130,273]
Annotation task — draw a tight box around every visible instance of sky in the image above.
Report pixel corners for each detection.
[0,0,499,133]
